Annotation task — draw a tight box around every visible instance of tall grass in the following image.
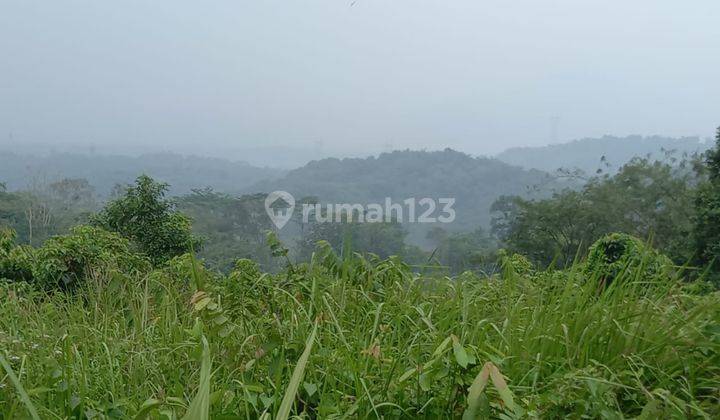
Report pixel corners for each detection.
[0,251,718,418]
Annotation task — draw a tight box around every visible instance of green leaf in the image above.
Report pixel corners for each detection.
[212,315,229,326]
[181,336,212,420]
[276,322,319,420]
[303,382,318,397]
[397,367,417,383]
[218,324,235,338]
[132,398,163,420]
[0,353,41,420]
[452,335,471,368]
[419,371,434,391]
[463,363,491,420]
[463,362,519,419]
[194,297,212,311]
[432,335,452,358]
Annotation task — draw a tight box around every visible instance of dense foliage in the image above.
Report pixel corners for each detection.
[693,127,720,277]
[0,225,150,291]
[92,176,201,265]
[0,151,281,197]
[584,233,673,287]
[176,190,277,272]
[1,242,718,418]
[497,134,709,174]
[493,157,697,268]
[250,149,560,234]
[0,178,95,246]
[296,213,415,262]
[425,227,498,274]
[1,134,720,418]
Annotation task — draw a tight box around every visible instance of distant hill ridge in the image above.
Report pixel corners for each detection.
[496,135,710,174]
[1,135,708,211]
[247,148,559,231]
[0,151,283,197]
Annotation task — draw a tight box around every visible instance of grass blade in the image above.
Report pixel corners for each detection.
[276,322,319,420]
[181,336,211,420]
[488,362,518,415]
[132,398,163,420]
[0,353,41,420]
[462,362,491,420]
[463,362,519,419]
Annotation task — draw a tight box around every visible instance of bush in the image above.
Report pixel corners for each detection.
[584,233,673,286]
[0,227,15,253]
[693,127,720,279]
[0,246,35,283]
[148,253,219,291]
[92,175,201,265]
[694,182,720,271]
[32,225,150,290]
[498,248,534,276]
[221,258,265,317]
[0,228,34,283]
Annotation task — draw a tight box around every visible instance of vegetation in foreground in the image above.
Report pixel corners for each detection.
[0,130,718,418]
[0,233,719,418]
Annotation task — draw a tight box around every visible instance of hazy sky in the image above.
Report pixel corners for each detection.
[1,0,718,165]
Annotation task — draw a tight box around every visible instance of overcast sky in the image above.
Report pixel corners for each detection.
[1,0,718,165]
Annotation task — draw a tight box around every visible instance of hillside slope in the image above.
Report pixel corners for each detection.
[497,135,710,174]
[0,151,283,197]
[248,149,559,231]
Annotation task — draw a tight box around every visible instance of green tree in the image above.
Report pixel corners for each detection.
[297,208,409,261]
[0,178,97,246]
[176,190,275,271]
[707,127,720,181]
[583,158,695,262]
[492,158,695,267]
[426,226,497,274]
[92,175,200,264]
[32,225,150,290]
[693,127,720,275]
[0,228,34,283]
[584,233,673,287]
[491,191,600,267]
[0,189,54,246]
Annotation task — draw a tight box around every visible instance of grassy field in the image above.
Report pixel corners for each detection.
[1,248,719,419]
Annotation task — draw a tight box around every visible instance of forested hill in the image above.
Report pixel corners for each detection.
[247,148,560,229]
[0,151,283,197]
[497,135,710,174]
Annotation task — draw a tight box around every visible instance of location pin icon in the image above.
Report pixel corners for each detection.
[265,191,295,229]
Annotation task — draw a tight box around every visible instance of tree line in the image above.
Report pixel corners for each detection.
[1,128,719,285]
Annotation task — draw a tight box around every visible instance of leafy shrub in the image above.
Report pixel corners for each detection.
[693,129,720,277]
[584,233,672,286]
[149,252,220,292]
[92,175,201,265]
[32,225,150,290]
[1,247,719,418]
[0,228,34,283]
[0,227,14,253]
[0,246,35,283]
[498,248,535,276]
[221,258,265,317]
[226,258,263,292]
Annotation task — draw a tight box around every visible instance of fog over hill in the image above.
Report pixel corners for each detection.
[1,134,707,202]
[0,139,370,169]
[496,135,711,175]
[0,151,283,197]
[247,149,561,244]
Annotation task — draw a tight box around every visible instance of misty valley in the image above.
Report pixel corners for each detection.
[1,1,719,418]
[1,134,719,418]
